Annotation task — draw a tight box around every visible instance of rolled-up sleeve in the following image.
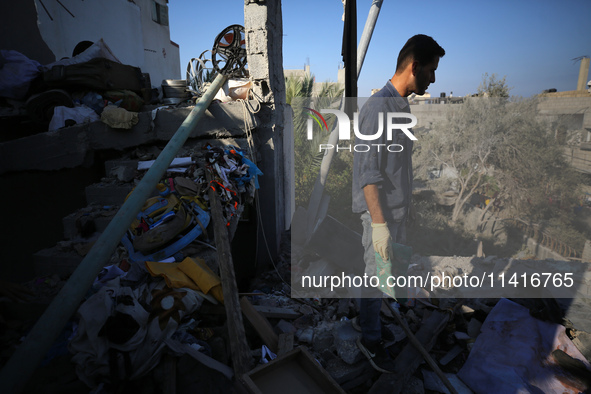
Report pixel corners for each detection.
[352,84,412,218]
[352,99,386,212]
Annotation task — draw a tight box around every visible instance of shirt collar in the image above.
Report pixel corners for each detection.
[385,80,409,110]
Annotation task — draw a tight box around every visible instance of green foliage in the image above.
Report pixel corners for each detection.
[415,73,582,233]
[285,74,352,224]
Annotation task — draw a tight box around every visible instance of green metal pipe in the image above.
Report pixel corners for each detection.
[0,73,228,393]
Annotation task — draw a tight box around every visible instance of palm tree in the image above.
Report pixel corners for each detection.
[285,73,346,207]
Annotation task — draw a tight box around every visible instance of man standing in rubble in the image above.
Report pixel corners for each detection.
[352,34,445,373]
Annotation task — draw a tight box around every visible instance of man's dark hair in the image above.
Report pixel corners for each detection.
[396,34,445,72]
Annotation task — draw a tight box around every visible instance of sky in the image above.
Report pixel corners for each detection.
[169,0,591,98]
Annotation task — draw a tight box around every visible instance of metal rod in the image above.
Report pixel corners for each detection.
[0,73,228,393]
[357,0,383,78]
[384,300,459,394]
[304,0,384,238]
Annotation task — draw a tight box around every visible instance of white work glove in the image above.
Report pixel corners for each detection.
[371,222,391,261]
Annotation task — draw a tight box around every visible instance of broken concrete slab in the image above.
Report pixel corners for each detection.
[312,327,334,352]
[85,183,133,206]
[110,165,137,183]
[104,159,139,175]
[275,319,296,335]
[33,247,83,277]
[295,327,314,344]
[0,102,260,175]
[62,206,119,239]
[332,321,362,365]
[86,111,154,151]
[0,125,90,174]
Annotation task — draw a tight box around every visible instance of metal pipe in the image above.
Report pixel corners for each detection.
[357,0,383,78]
[305,1,383,234]
[0,73,228,393]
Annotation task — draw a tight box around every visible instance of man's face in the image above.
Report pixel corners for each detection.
[414,57,439,95]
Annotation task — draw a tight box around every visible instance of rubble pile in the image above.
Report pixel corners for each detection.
[1,145,591,393]
[4,242,591,393]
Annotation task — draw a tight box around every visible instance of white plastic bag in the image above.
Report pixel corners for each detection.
[213,78,252,102]
[49,105,100,131]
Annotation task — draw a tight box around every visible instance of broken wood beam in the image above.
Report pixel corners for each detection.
[207,169,252,375]
[369,303,456,394]
[240,296,279,353]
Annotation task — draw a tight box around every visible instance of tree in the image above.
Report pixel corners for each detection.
[285,74,347,211]
[416,96,507,223]
[416,74,581,227]
[477,72,511,98]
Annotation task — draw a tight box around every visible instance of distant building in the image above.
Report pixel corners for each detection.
[283,64,311,80]
[283,64,344,95]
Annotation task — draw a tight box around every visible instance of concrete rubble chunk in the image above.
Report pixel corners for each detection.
[63,206,118,240]
[295,327,314,344]
[293,313,315,329]
[110,165,136,183]
[332,320,363,365]
[85,183,134,206]
[274,319,296,335]
[0,103,260,175]
[298,304,314,315]
[312,327,334,352]
[326,357,375,391]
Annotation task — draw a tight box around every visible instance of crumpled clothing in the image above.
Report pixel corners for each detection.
[69,277,203,387]
[145,257,224,303]
[49,104,100,131]
[100,105,138,129]
[0,50,42,100]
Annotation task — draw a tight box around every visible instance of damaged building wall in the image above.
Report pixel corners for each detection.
[244,0,289,263]
[3,0,180,88]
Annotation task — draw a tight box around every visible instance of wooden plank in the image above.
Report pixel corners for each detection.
[242,347,346,394]
[206,169,252,375]
[240,296,279,353]
[253,305,301,320]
